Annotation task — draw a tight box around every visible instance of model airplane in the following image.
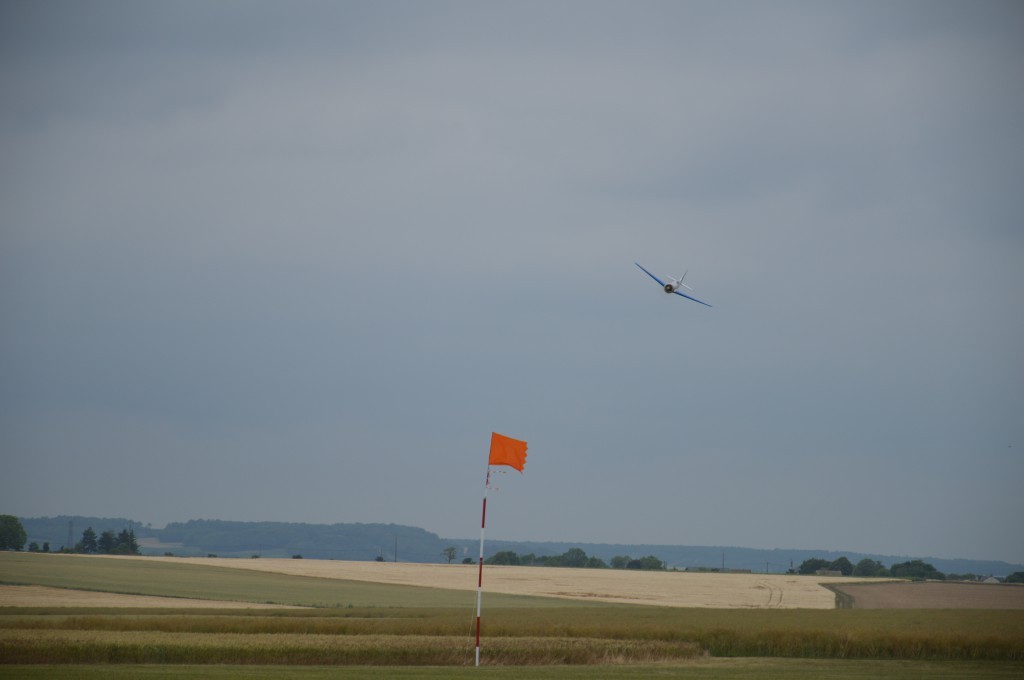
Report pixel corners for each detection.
[635,262,712,307]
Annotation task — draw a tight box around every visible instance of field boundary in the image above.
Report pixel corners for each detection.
[822,583,856,609]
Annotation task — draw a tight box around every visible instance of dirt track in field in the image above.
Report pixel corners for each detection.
[0,585,302,609]
[830,581,1024,609]
[87,556,870,609]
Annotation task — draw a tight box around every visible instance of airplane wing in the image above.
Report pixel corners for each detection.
[673,289,713,307]
[634,262,666,287]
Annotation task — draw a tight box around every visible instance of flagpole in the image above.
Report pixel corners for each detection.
[475,465,490,667]
[475,432,526,668]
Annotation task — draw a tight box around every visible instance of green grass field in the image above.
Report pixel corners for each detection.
[2,552,1023,678]
[2,661,1024,680]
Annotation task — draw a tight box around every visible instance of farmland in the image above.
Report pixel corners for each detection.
[829,581,1024,609]
[2,552,869,608]
[161,555,857,608]
[2,552,1023,678]
[0,585,299,609]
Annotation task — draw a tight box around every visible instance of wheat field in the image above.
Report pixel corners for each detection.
[46,555,867,609]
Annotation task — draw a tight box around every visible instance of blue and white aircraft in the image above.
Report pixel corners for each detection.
[635,262,712,307]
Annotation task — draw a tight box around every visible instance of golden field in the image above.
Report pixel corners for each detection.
[5,554,872,609]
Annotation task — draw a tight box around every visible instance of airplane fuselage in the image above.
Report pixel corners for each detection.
[635,261,712,308]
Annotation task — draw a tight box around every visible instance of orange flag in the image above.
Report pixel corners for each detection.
[489,432,528,472]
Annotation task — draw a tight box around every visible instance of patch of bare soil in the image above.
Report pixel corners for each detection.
[831,581,1024,609]
[0,585,303,609]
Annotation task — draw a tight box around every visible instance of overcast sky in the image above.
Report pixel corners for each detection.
[2,1,1022,564]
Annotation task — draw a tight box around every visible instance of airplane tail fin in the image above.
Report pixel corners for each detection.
[678,270,694,291]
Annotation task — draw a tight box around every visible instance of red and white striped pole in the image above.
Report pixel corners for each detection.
[474,466,491,667]
[475,433,527,667]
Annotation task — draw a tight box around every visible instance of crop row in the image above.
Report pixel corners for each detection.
[2,607,1022,663]
[0,630,699,666]
[3,606,1022,638]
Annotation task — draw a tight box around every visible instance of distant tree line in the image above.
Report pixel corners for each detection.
[0,516,141,555]
[483,547,666,570]
[12,515,1024,580]
[610,554,667,570]
[797,556,950,580]
[73,526,140,555]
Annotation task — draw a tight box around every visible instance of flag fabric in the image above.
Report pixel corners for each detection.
[488,432,528,472]
[478,431,528,666]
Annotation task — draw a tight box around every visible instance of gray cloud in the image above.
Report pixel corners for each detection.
[2,1,1022,562]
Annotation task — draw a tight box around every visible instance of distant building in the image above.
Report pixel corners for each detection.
[983,576,1002,584]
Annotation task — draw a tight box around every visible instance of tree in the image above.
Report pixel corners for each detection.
[610,555,631,569]
[947,573,977,582]
[890,559,945,581]
[0,515,27,551]
[486,550,520,566]
[797,558,831,575]
[562,548,589,568]
[441,546,457,564]
[79,527,98,554]
[461,557,474,565]
[116,528,139,554]
[97,530,117,554]
[1004,572,1024,584]
[28,542,40,552]
[627,555,666,570]
[853,558,889,577]
[829,557,853,576]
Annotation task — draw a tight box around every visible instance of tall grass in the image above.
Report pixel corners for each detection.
[0,630,700,666]
[691,627,1024,660]
[2,608,1021,663]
